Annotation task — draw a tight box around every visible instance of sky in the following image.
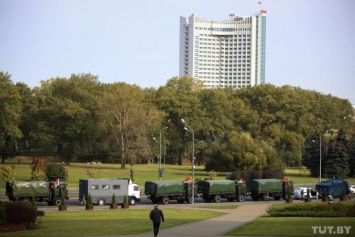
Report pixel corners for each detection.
[1,0,354,104]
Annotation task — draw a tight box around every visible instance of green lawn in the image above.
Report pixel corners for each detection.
[224,216,355,236]
[1,208,224,237]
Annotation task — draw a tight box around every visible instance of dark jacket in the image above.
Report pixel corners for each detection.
[150,208,164,223]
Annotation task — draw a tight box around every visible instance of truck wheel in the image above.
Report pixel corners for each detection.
[237,194,245,202]
[187,197,193,204]
[55,198,62,206]
[161,196,169,205]
[128,198,136,206]
[214,195,221,203]
[97,198,105,206]
[22,198,31,204]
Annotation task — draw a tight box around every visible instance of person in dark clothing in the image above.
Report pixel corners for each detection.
[149,204,164,237]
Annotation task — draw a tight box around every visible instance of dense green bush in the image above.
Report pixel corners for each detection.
[267,202,355,217]
[45,163,68,181]
[0,201,38,232]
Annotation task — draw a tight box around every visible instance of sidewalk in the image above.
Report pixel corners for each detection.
[112,202,270,237]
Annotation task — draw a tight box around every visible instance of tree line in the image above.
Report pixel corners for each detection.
[1,71,355,177]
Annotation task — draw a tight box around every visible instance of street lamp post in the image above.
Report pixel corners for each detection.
[181,119,195,204]
[312,134,322,183]
[159,129,162,181]
[155,120,170,181]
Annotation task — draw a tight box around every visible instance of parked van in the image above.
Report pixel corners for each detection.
[79,178,140,205]
[293,187,318,199]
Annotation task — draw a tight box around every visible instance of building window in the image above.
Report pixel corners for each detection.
[91,185,99,190]
[102,184,110,190]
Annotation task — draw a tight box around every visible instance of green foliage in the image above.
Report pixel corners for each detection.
[267,202,355,217]
[0,71,22,163]
[1,72,355,174]
[287,187,292,199]
[31,195,36,208]
[87,193,92,206]
[60,192,66,206]
[304,130,351,178]
[31,158,46,180]
[324,130,349,178]
[111,194,117,205]
[1,165,16,182]
[123,195,128,205]
[99,82,163,168]
[207,170,217,180]
[45,163,68,181]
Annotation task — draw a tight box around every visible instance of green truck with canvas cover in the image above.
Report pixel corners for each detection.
[144,180,194,204]
[6,180,69,206]
[246,178,293,201]
[197,180,247,203]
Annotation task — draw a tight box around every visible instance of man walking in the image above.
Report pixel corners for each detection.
[149,204,164,237]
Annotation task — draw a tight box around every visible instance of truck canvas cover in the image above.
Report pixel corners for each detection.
[6,181,49,198]
[198,180,236,194]
[246,179,282,192]
[145,181,185,195]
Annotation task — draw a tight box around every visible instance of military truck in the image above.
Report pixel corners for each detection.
[246,178,293,201]
[79,178,140,205]
[316,178,349,198]
[6,180,69,206]
[197,180,247,203]
[144,180,195,204]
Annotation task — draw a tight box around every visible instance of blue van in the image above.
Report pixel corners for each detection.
[315,178,349,198]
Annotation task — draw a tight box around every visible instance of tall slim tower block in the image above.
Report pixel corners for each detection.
[179,11,266,88]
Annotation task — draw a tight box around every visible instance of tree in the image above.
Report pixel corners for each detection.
[36,73,102,163]
[31,158,47,180]
[347,135,355,177]
[45,163,68,181]
[303,133,324,178]
[155,76,204,165]
[324,130,349,178]
[15,83,39,163]
[1,165,16,181]
[0,72,22,163]
[99,82,162,169]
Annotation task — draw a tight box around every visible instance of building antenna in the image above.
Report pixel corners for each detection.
[258,1,262,12]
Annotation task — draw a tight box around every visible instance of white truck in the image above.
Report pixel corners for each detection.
[79,178,140,205]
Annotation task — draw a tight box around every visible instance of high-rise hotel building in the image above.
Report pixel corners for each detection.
[179,11,266,88]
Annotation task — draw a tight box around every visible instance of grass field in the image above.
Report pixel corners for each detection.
[224,217,355,236]
[1,208,225,237]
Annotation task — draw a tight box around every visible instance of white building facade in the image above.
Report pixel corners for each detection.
[179,11,266,88]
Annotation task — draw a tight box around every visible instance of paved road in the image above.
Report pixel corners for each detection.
[87,201,271,237]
